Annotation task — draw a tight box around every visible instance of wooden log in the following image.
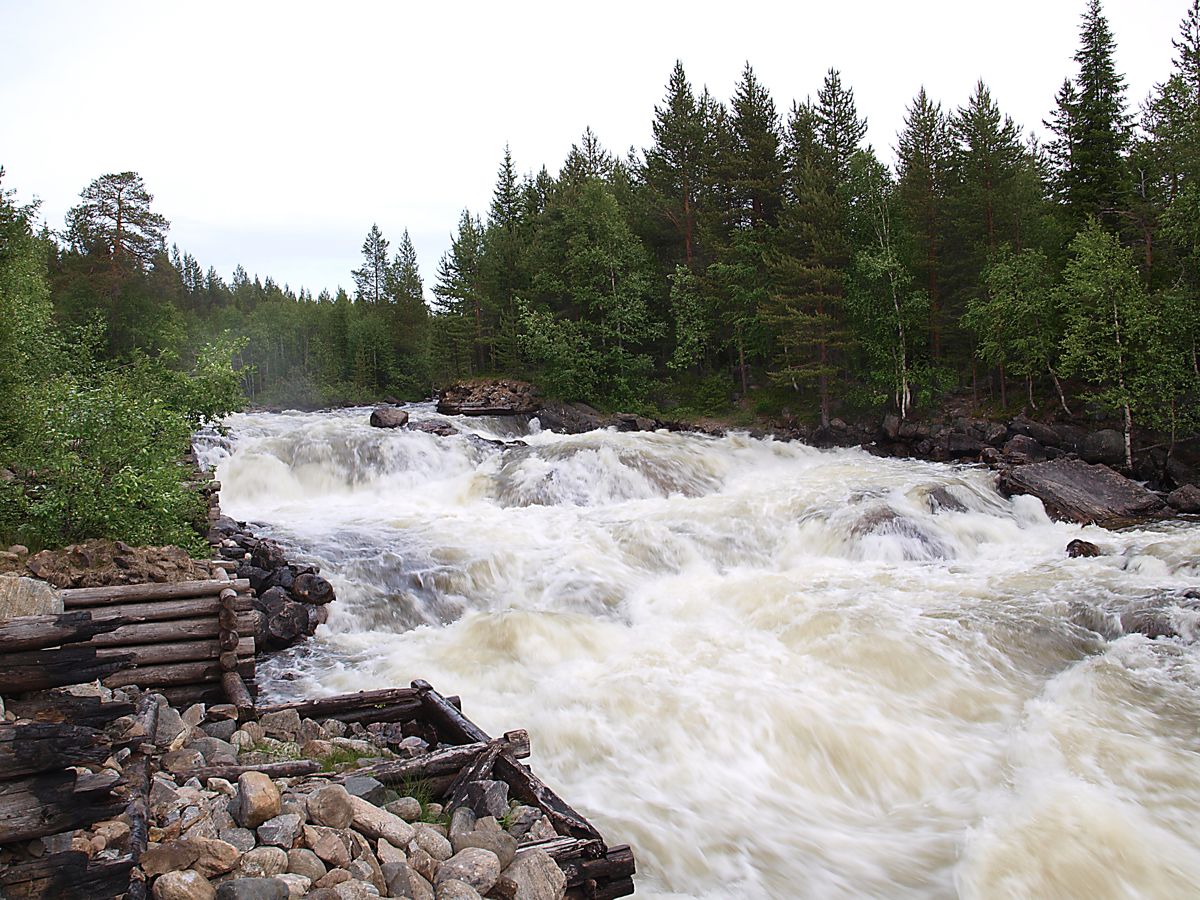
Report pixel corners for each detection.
[172,759,322,783]
[218,607,240,630]
[412,679,603,843]
[347,733,530,786]
[116,692,161,751]
[89,611,256,647]
[87,593,253,625]
[222,671,255,719]
[5,691,134,728]
[0,850,136,900]
[557,844,636,885]
[61,578,250,607]
[93,637,253,667]
[219,650,239,671]
[157,683,226,708]
[257,687,421,721]
[218,629,240,651]
[125,752,151,862]
[0,646,134,694]
[0,722,112,779]
[0,770,125,843]
[219,587,238,605]
[0,610,124,652]
[102,657,254,689]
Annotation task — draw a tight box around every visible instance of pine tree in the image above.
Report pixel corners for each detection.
[644,61,707,267]
[352,224,389,304]
[728,63,785,228]
[65,172,169,273]
[814,69,868,181]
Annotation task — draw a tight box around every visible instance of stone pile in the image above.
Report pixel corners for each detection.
[210,525,335,652]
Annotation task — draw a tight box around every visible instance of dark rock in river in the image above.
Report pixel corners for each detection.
[998,459,1168,527]
[1167,483,1200,513]
[437,380,540,416]
[1066,539,1101,558]
[370,406,410,429]
[414,421,458,437]
[1002,434,1048,465]
[534,401,608,434]
[1080,429,1126,467]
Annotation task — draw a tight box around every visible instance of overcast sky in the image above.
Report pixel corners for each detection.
[0,1,1186,299]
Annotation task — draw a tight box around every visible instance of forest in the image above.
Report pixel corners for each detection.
[0,0,1197,550]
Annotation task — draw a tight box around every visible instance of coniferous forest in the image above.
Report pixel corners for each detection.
[1,0,1198,549]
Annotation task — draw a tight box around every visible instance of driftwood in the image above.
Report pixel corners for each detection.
[0,610,123,652]
[0,722,112,779]
[222,671,255,718]
[257,687,425,725]
[350,732,530,788]
[172,759,323,783]
[116,692,161,752]
[0,646,133,694]
[88,611,257,647]
[61,578,250,607]
[0,769,125,843]
[5,691,134,728]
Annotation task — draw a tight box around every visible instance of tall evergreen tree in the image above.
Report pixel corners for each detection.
[352,224,389,304]
[814,69,868,180]
[644,61,707,267]
[728,63,785,228]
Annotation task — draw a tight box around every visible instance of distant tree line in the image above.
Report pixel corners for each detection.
[9,0,1200,465]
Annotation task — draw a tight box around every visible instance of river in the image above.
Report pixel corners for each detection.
[199,404,1200,899]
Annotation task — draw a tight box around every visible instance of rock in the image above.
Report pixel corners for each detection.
[187,736,238,766]
[302,739,335,758]
[408,846,439,884]
[1066,539,1102,558]
[411,824,453,861]
[348,858,385,892]
[526,817,556,842]
[308,784,355,829]
[501,806,540,840]
[1167,483,1200,513]
[435,880,482,900]
[331,880,381,899]
[343,775,388,805]
[499,848,567,900]
[236,772,282,828]
[274,873,311,899]
[303,825,353,868]
[218,828,257,852]
[451,830,516,869]
[182,704,206,727]
[213,878,289,900]
[287,847,328,881]
[414,421,458,437]
[259,709,302,742]
[163,749,205,774]
[155,702,187,749]
[1081,429,1127,467]
[1120,606,1182,640]
[292,573,335,605]
[202,720,239,742]
[153,870,216,900]
[317,869,354,888]
[376,838,406,865]
[437,380,540,416]
[236,846,289,878]
[998,459,1169,527]
[0,575,62,619]
[945,433,985,459]
[1001,434,1047,465]
[94,818,131,849]
[1009,416,1061,447]
[141,841,202,878]
[448,807,476,842]
[385,797,423,822]
[464,781,509,820]
[348,795,415,848]
[187,836,242,878]
[434,848,499,894]
[370,407,410,429]
[381,861,418,899]
[257,813,303,849]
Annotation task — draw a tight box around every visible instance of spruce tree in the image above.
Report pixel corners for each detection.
[728,63,785,228]
[644,61,706,266]
[352,224,389,304]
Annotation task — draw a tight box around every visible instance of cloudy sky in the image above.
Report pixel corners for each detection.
[0,1,1186,299]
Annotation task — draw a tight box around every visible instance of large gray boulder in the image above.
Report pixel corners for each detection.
[0,575,62,619]
[370,406,409,429]
[1080,429,1126,467]
[998,459,1168,527]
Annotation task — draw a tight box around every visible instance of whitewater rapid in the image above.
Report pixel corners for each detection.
[200,405,1200,899]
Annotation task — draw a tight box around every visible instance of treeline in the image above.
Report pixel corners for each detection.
[12,0,1200,459]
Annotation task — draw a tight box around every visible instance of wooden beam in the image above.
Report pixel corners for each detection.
[86,593,253,625]
[61,578,249,607]
[0,610,123,652]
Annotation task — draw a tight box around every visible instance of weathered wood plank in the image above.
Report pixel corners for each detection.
[89,611,256,647]
[0,770,125,843]
[61,578,249,607]
[257,687,421,722]
[103,657,254,690]
[0,610,123,652]
[222,671,255,719]
[0,647,133,694]
[93,637,254,666]
[0,722,112,779]
[5,691,134,728]
[86,593,253,625]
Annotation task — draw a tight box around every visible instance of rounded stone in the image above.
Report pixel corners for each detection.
[307,784,355,829]
[152,870,216,900]
[433,848,500,895]
[235,845,288,878]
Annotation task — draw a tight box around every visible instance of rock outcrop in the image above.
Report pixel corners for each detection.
[998,459,1169,527]
[436,381,541,416]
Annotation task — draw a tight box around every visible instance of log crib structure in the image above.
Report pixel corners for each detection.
[0,571,635,898]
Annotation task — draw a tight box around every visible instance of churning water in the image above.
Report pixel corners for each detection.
[200,405,1200,899]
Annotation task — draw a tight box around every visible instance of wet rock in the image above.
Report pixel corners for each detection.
[925,485,967,514]
[498,848,567,900]
[1066,539,1101,558]
[236,772,281,828]
[998,459,1169,527]
[293,573,335,605]
[250,541,289,573]
[434,848,500,895]
[1080,429,1126,467]
[945,433,985,459]
[1167,483,1200,513]
[370,407,410,429]
[308,785,355,829]
[152,870,216,900]
[236,846,289,877]
[532,401,607,434]
[414,421,458,437]
[213,878,288,900]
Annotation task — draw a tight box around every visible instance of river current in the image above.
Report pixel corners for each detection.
[199,404,1200,899]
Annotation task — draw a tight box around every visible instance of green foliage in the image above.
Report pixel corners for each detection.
[965,247,1059,380]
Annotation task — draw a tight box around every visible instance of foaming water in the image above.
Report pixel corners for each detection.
[210,406,1200,898]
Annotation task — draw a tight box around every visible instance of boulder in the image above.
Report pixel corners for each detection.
[497,848,567,900]
[308,785,355,829]
[437,380,540,416]
[303,825,353,868]
[348,795,415,847]
[436,880,482,900]
[1009,416,1062,447]
[1001,434,1047,465]
[292,573,335,605]
[286,848,328,882]
[257,813,304,849]
[235,846,289,877]
[370,406,410,429]
[998,459,1169,527]
[343,775,388,805]
[435,848,500,894]
[1080,429,1126,467]
[186,836,242,878]
[152,870,216,900]
[1167,483,1200,513]
[0,576,62,619]
[213,878,288,900]
[236,772,282,828]
[451,830,516,869]
[532,401,607,434]
[1066,539,1102,558]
